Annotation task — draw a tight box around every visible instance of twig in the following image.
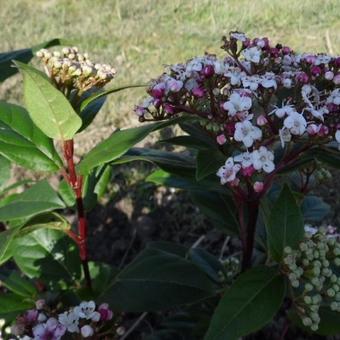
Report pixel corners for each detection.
[120,312,148,340]
[191,235,205,249]
[219,236,230,260]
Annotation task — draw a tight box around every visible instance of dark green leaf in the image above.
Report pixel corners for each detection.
[0,181,65,221]
[147,169,225,193]
[58,180,76,207]
[0,228,18,265]
[113,147,195,169]
[78,117,189,175]
[265,185,304,261]
[0,270,37,298]
[99,249,215,312]
[0,293,34,317]
[302,196,330,222]
[0,38,65,82]
[13,228,81,287]
[16,61,82,140]
[0,101,62,171]
[160,135,213,150]
[196,149,225,181]
[190,191,238,235]
[188,248,225,283]
[205,266,285,340]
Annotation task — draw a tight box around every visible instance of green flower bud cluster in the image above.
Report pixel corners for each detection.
[314,167,332,182]
[222,256,240,280]
[198,117,223,133]
[36,47,115,93]
[283,227,340,332]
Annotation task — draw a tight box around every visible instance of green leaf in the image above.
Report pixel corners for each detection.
[147,169,225,193]
[12,228,81,287]
[314,146,340,169]
[0,101,62,171]
[265,185,304,261]
[0,228,19,265]
[160,135,214,150]
[205,266,285,340]
[196,149,225,181]
[190,191,238,235]
[15,61,82,140]
[78,117,189,175]
[0,293,34,318]
[0,270,37,298]
[302,195,330,222]
[188,248,226,283]
[0,180,65,221]
[99,249,216,312]
[80,84,146,112]
[113,147,195,169]
[0,38,66,82]
[0,155,11,188]
[58,180,76,207]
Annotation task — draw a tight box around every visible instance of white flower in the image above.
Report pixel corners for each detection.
[335,130,340,144]
[282,78,293,88]
[252,147,275,173]
[234,120,262,148]
[166,78,183,92]
[216,157,241,184]
[213,60,228,74]
[226,69,245,86]
[223,92,252,116]
[234,152,253,168]
[283,111,307,135]
[279,128,292,148]
[74,301,100,322]
[242,47,261,63]
[81,325,94,338]
[327,89,340,105]
[307,106,328,121]
[270,104,295,118]
[58,311,79,333]
[261,73,277,89]
[230,32,247,42]
[242,76,260,91]
[186,58,203,74]
[184,78,199,91]
[315,55,331,65]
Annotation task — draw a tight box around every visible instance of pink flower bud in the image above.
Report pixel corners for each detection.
[257,114,267,126]
[325,71,334,80]
[282,46,292,55]
[98,303,113,321]
[305,55,316,64]
[334,57,340,67]
[296,72,309,84]
[151,84,165,99]
[192,87,205,97]
[203,65,214,78]
[35,299,45,310]
[311,66,322,76]
[81,325,94,338]
[333,74,340,85]
[216,134,227,145]
[253,181,264,193]
[318,125,329,136]
[307,124,320,136]
[163,103,175,114]
[241,166,255,177]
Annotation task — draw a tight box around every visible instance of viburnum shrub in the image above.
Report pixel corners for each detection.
[1,32,340,339]
[134,32,340,337]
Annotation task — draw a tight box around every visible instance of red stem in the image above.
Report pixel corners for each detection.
[63,140,92,290]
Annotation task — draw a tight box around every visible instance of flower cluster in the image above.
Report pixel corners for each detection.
[10,300,114,339]
[135,32,340,191]
[283,226,340,331]
[36,47,115,94]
